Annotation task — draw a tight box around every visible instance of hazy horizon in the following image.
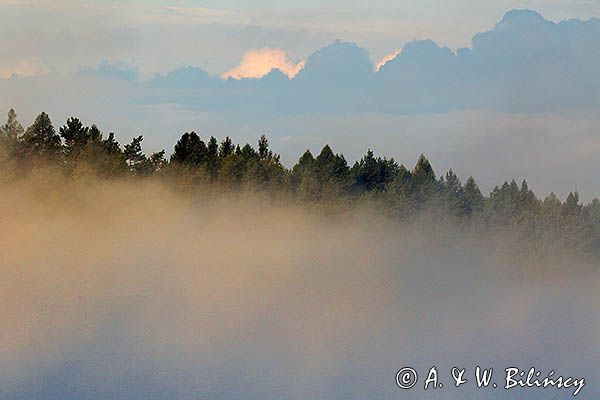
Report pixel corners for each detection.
[2,5,600,198]
[1,3,599,398]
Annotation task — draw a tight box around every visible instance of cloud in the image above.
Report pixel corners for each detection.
[3,9,600,199]
[80,61,139,81]
[374,49,400,71]
[0,59,48,78]
[162,6,235,20]
[222,48,305,79]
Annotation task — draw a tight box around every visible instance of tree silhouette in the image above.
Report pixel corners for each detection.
[1,108,599,258]
[22,112,62,160]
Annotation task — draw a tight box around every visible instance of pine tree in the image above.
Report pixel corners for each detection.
[22,112,62,160]
[103,132,121,155]
[171,132,207,166]
[124,135,146,172]
[206,136,220,180]
[463,177,484,216]
[207,136,218,159]
[1,109,24,140]
[442,169,464,216]
[563,192,581,218]
[258,134,270,160]
[411,154,438,205]
[96,132,126,177]
[219,136,234,158]
[351,149,398,193]
[291,150,315,191]
[240,143,257,159]
[144,151,166,175]
[59,117,88,148]
[59,117,105,167]
[412,154,436,186]
[314,145,351,200]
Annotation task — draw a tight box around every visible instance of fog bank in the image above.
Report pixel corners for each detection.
[0,173,597,399]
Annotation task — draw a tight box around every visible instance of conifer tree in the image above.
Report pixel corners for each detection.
[258,134,270,160]
[124,135,146,172]
[563,192,581,218]
[207,136,219,159]
[59,117,88,149]
[206,136,220,179]
[463,177,484,216]
[171,132,207,166]
[412,154,436,186]
[291,150,315,191]
[1,109,24,140]
[441,169,464,216]
[22,112,62,160]
[219,136,234,158]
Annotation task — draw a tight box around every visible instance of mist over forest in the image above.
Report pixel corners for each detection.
[2,108,600,258]
[0,108,598,399]
[1,3,599,400]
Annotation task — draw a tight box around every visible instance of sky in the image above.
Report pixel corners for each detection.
[1,5,600,397]
[1,1,600,199]
[2,0,600,77]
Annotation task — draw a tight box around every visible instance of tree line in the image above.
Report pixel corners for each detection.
[1,109,599,257]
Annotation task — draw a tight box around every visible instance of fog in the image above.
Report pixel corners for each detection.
[3,73,600,200]
[0,170,597,399]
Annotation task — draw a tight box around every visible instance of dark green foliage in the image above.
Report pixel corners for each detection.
[144,150,167,176]
[171,131,207,166]
[124,135,163,176]
[22,112,62,160]
[440,169,464,217]
[2,108,600,258]
[207,136,219,159]
[290,150,315,192]
[463,177,484,216]
[351,149,399,193]
[288,145,352,201]
[60,117,87,148]
[59,118,108,171]
[240,143,257,159]
[124,135,145,168]
[219,137,234,158]
[315,145,351,194]
[103,132,121,155]
[412,154,436,186]
[206,136,220,180]
[258,135,269,160]
[411,154,439,202]
[1,109,24,140]
[0,109,24,160]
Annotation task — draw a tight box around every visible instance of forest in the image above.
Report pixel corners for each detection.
[1,109,599,259]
